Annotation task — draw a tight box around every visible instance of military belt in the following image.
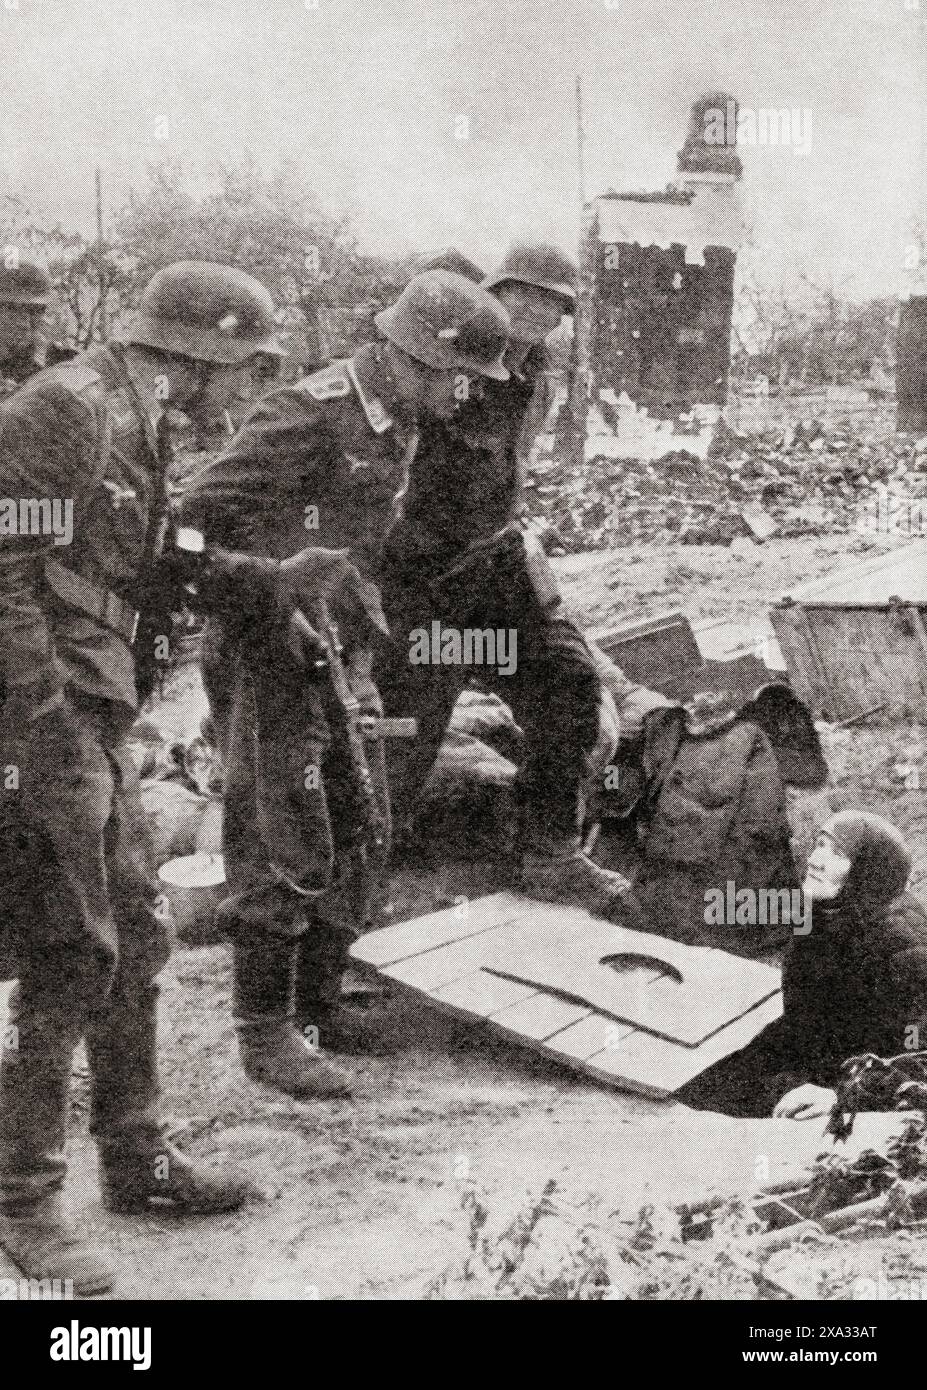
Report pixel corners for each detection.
[44,559,140,644]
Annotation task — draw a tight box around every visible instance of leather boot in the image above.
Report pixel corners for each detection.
[0,985,113,1296]
[306,1001,398,1056]
[233,935,352,1100]
[87,980,257,1215]
[520,834,644,924]
[296,924,398,1055]
[98,1142,257,1215]
[0,1195,114,1296]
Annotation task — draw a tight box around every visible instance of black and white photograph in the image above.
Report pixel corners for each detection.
[1,0,927,1335]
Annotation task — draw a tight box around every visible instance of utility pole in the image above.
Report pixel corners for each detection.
[95,167,108,341]
[575,74,586,214]
[560,75,591,476]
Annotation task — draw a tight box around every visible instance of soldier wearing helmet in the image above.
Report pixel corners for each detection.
[180,271,511,1091]
[0,259,53,396]
[377,242,662,920]
[0,260,305,1295]
[482,240,577,343]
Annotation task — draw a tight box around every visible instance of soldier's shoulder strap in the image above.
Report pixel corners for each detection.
[296,358,393,435]
[343,358,393,434]
[37,358,114,520]
[43,359,102,394]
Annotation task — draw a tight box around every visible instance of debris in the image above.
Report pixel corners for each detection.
[529,403,919,550]
[834,705,886,729]
[741,504,777,542]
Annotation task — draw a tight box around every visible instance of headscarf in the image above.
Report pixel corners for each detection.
[819,810,912,911]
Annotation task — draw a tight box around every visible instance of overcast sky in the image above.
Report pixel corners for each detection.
[2,0,925,297]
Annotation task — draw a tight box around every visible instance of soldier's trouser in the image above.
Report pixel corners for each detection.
[0,697,171,1206]
[203,634,390,1014]
[377,546,602,845]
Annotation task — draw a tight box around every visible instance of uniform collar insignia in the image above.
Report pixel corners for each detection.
[345,354,393,435]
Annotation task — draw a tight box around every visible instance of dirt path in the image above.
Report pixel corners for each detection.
[0,966,885,1300]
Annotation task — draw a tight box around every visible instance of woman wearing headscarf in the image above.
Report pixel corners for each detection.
[679,811,927,1119]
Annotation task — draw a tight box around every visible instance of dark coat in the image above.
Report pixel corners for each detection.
[632,718,798,954]
[181,343,416,579]
[681,888,927,1115]
[0,343,168,722]
[381,343,547,583]
[777,889,927,1081]
[181,345,407,942]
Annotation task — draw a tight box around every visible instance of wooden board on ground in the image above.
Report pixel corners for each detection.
[352,893,782,1099]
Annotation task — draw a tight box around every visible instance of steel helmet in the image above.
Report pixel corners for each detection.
[413,248,484,283]
[482,242,577,310]
[0,260,52,307]
[126,261,284,365]
[375,270,510,381]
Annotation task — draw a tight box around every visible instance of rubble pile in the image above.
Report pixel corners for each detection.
[527,408,927,551]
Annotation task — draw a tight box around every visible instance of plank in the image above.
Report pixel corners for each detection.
[808,607,927,718]
[486,990,592,1042]
[538,1012,637,1061]
[785,541,927,607]
[486,919,779,1046]
[353,891,534,968]
[382,912,547,993]
[769,605,826,711]
[432,970,537,1017]
[584,991,784,1098]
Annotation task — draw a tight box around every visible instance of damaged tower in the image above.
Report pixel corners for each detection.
[566,94,745,469]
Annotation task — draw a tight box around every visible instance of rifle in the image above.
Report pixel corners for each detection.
[291,599,415,929]
[299,598,388,855]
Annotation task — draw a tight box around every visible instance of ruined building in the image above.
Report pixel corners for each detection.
[566,95,746,468]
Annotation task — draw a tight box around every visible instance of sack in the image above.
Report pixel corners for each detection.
[634,719,798,955]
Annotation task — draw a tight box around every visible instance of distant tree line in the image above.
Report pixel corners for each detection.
[1,162,415,369]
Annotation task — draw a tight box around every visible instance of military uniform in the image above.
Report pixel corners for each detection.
[0,260,297,1294]
[0,260,54,403]
[182,342,415,1040]
[0,344,177,1216]
[377,343,604,852]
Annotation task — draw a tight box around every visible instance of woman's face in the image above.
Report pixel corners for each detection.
[802,830,852,901]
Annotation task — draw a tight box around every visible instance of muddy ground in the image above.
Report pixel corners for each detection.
[3,530,925,1299]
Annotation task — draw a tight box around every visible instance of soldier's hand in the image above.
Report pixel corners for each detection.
[286,609,329,671]
[281,546,389,638]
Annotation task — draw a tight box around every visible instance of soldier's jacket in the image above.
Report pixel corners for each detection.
[0,343,169,724]
[180,341,417,581]
[185,343,407,935]
[382,342,547,577]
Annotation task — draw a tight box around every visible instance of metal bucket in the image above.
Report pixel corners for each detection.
[158,852,226,946]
